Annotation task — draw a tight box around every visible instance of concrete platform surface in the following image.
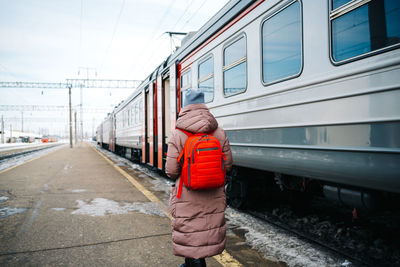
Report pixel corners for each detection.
[0,142,190,266]
[0,142,283,267]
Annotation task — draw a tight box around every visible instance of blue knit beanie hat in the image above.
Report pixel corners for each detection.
[183,89,204,107]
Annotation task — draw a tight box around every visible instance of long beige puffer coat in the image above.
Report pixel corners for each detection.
[166,103,233,259]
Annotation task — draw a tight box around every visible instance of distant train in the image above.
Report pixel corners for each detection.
[41,136,58,143]
[97,0,400,209]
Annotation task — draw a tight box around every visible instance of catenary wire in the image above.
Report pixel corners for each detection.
[99,0,126,74]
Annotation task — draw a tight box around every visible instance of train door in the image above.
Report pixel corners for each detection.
[153,81,158,168]
[110,114,116,152]
[144,87,151,163]
[170,63,178,130]
[157,75,163,170]
[156,73,171,171]
[162,76,171,171]
[139,88,147,163]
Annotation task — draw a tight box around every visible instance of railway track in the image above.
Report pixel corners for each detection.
[0,143,63,161]
[246,210,373,267]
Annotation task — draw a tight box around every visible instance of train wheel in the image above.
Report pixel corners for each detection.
[226,167,248,209]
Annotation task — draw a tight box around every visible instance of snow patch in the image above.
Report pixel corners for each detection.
[52,208,66,211]
[64,164,72,170]
[0,196,9,203]
[0,207,27,218]
[0,144,66,171]
[72,198,166,217]
[71,189,86,193]
[225,208,349,267]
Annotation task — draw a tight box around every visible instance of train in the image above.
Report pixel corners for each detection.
[97,0,400,210]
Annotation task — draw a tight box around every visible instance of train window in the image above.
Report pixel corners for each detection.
[332,0,351,10]
[180,70,192,107]
[223,36,247,96]
[181,70,191,90]
[131,106,134,126]
[131,106,137,125]
[139,100,143,122]
[135,103,139,124]
[330,0,400,63]
[261,0,302,85]
[198,56,214,103]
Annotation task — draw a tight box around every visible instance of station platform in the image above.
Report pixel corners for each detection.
[0,142,282,266]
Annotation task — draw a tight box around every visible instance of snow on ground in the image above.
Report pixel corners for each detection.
[226,208,350,267]
[71,198,167,217]
[93,144,352,266]
[0,141,64,152]
[0,143,66,172]
[0,207,28,218]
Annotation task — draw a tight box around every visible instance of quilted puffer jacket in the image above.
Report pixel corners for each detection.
[166,103,232,258]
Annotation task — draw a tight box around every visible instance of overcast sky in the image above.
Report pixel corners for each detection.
[0,0,228,137]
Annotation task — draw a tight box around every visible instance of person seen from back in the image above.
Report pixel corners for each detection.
[165,89,233,267]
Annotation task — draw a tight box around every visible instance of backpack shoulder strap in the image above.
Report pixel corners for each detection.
[175,127,192,166]
[176,127,193,137]
[175,128,193,199]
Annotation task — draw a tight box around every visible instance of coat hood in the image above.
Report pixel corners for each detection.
[175,103,218,134]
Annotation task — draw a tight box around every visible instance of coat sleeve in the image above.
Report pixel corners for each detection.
[222,132,233,172]
[214,127,233,172]
[165,130,182,180]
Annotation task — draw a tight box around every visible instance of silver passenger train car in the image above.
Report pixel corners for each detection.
[97,0,400,209]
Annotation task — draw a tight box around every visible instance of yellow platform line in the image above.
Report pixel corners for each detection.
[91,145,242,267]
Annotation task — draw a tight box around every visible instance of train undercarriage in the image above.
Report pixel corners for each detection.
[225,165,400,217]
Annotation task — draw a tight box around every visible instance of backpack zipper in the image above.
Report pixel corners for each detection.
[197,147,218,152]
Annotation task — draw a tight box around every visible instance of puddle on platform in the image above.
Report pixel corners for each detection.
[0,207,27,218]
[71,198,166,217]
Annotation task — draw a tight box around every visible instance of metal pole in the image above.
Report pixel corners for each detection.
[69,86,73,148]
[74,111,77,144]
[80,84,83,141]
[1,115,4,144]
[21,111,24,132]
[92,117,95,138]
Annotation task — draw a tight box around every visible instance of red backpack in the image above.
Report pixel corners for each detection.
[176,128,226,198]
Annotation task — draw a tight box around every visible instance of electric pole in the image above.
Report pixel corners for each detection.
[1,115,4,144]
[77,67,97,142]
[21,111,24,132]
[92,117,95,138]
[68,85,73,148]
[74,111,77,144]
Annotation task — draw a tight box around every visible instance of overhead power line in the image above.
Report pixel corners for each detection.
[66,79,141,88]
[0,79,141,89]
[0,105,109,113]
[99,0,126,73]
[0,82,67,89]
